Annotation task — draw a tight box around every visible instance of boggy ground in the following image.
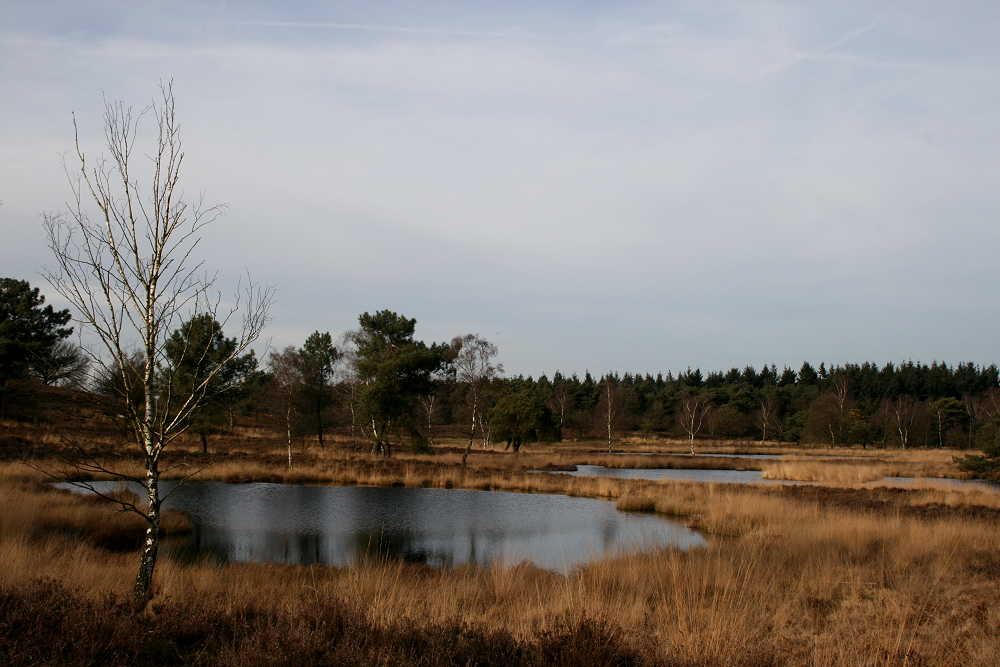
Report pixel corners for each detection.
[1,434,999,665]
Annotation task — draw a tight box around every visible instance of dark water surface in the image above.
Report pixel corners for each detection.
[56,481,706,572]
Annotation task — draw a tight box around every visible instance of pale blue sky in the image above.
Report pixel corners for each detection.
[2,1,999,376]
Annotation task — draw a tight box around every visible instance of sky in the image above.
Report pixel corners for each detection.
[2,1,999,377]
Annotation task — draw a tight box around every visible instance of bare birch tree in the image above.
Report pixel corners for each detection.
[478,404,494,449]
[678,393,712,454]
[887,396,917,449]
[453,334,502,465]
[599,374,620,453]
[830,373,850,445]
[419,392,437,441]
[758,392,777,443]
[335,333,363,448]
[42,81,271,607]
[268,347,301,469]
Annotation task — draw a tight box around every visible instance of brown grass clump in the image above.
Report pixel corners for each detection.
[762,461,887,484]
[615,493,657,513]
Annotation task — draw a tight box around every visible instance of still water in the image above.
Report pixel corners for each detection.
[554,465,783,484]
[57,481,706,572]
[548,465,999,491]
[612,452,781,460]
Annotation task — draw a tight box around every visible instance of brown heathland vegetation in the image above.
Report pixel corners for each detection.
[1,430,999,666]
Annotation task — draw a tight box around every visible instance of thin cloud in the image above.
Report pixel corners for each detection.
[235,20,533,40]
[758,18,881,78]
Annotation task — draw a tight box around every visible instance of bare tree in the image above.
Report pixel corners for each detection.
[419,392,437,441]
[478,403,494,449]
[758,392,778,443]
[678,393,712,454]
[598,374,620,453]
[830,373,850,444]
[335,333,363,448]
[268,347,301,469]
[548,381,570,434]
[887,396,918,449]
[42,81,271,607]
[453,334,502,465]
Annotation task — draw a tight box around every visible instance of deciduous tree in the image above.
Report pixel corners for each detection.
[678,392,712,453]
[43,82,270,607]
[452,334,502,465]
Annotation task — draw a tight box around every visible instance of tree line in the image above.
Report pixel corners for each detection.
[5,275,1000,457]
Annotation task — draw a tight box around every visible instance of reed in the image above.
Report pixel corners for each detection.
[761,461,887,483]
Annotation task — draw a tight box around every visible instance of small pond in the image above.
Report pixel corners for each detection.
[611,452,781,460]
[56,481,706,572]
[554,465,787,484]
[546,465,999,491]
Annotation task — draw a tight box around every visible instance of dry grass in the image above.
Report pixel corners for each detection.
[2,473,998,665]
[762,462,888,484]
[3,427,1000,665]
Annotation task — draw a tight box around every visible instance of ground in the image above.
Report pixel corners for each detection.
[1,416,998,665]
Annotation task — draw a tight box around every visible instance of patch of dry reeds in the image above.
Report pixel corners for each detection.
[762,461,887,484]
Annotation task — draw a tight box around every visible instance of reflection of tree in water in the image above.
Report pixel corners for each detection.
[599,518,619,552]
[351,528,454,568]
[167,523,330,566]
[163,524,228,566]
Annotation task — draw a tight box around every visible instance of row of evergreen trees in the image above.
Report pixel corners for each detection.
[3,276,999,455]
[250,348,1000,452]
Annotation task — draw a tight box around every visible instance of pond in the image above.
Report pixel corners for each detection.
[56,481,706,573]
[546,465,999,491]
[554,465,787,484]
[611,452,782,460]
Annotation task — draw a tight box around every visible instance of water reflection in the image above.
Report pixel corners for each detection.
[57,482,706,573]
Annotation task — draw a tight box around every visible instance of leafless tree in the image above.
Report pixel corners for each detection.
[678,393,712,454]
[548,381,570,433]
[887,396,918,449]
[478,404,494,450]
[334,333,363,448]
[419,392,437,443]
[42,81,271,607]
[758,393,777,443]
[268,347,301,469]
[453,334,502,465]
[830,373,850,444]
[599,375,620,453]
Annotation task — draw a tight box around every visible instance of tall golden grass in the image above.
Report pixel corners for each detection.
[2,464,998,666]
[761,461,887,484]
